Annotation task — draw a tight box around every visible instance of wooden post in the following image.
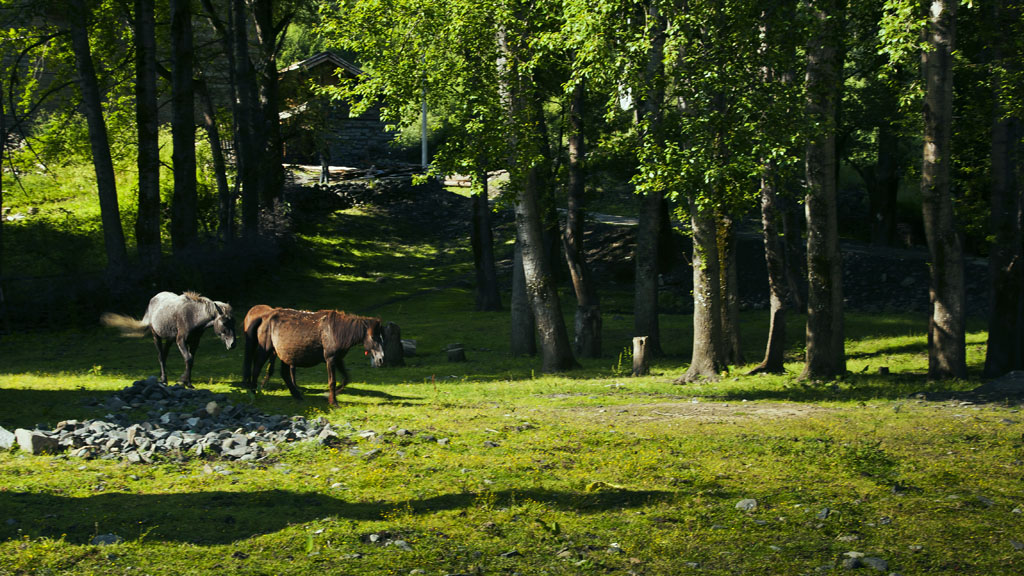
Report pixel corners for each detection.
[632,336,649,376]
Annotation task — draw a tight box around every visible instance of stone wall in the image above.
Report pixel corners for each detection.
[326,109,397,167]
[282,101,398,168]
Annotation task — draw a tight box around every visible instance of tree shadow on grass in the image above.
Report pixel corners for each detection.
[714,372,978,403]
[0,385,422,431]
[0,487,675,545]
[0,387,121,430]
[228,380,422,404]
[844,340,929,360]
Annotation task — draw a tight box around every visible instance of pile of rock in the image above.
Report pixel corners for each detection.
[0,378,341,462]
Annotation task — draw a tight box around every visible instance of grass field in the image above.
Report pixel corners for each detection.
[1,181,1022,575]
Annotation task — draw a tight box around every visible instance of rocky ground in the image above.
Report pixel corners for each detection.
[0,377,447,462]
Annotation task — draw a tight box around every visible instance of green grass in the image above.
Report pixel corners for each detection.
[1,178,1022,575]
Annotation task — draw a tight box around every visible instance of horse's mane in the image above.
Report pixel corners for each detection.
[322,310,379,345]
[183,291,232,319]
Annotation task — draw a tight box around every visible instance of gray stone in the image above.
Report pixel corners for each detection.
[389,539,413,551]
[861,557,888,572]
[0,426,16,450]
[91,534,123,546]
[55,420,80,432]
[317,426,341,445]
[735,498,758,512]
[223,446,251,459]
[15,429,60,455]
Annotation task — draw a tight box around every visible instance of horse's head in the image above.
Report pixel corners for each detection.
[213,303,237,350]
[363,319,385,367]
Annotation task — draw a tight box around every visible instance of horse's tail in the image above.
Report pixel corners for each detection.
[100,312,149,337]
[242,317,260,387]
[242,305,273,390]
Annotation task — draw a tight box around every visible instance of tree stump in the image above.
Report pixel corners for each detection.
[447,343,467,362]
[381,322,405,367]
[632,336,649,376]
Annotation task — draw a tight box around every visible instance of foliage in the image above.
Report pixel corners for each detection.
[316,0,512,180]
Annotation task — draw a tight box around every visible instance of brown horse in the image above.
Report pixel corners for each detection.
[251,308,385,405]
[242,305,325,392]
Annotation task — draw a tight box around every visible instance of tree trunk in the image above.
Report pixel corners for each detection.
[200,0,246,238]
[196,78,233,243]
[0,78,7,335]
[983,0,1021,377]
[719,211,743,365]
[635,190,664,356]
[529,98,562,286]
[782,194,806,310]
[801,0,845,380]
[510,238,536,356]
[170,0,197,253]
[870,119,900,246]
[134,0,160,274]
[498,19,575,371]
[564,78,601,358]
[517,163,578,372]
[232,0,260,236]
[633,3,667,358]
[68,0,127,280]
[678,203,725,383]
[922,0,966,380]
[471,169,501,311]
[985,118,1022,377]
[252,0,285,207]
[750,166,790,374]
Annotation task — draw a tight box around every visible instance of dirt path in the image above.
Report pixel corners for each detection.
[561,400,832,425]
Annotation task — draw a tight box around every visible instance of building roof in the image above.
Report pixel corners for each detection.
[279,52,364,78]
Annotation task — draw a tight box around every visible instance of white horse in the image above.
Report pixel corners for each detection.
[103,291,236,387]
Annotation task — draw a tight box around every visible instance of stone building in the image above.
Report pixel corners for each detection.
[278,52,396,169]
